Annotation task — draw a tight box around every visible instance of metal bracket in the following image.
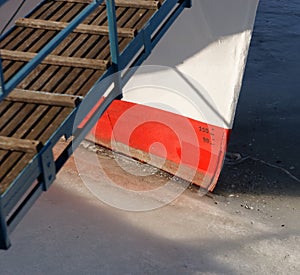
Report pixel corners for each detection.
[39,145,56,191]
[142,27,152,56]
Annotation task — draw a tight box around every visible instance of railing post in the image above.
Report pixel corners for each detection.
[0,58,5,100]
[106,0,122,99]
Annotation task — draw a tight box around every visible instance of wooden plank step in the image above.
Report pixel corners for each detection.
[0,136,43,153]
[4,89,83,107]
[112,0,160,9]
[0,50,108,70]
[55,0,160,10]
[15,18,136,38]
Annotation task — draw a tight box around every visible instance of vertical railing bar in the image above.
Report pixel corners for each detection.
[106,0,122,99]
[106,0,120,68]
[3,0,104,97]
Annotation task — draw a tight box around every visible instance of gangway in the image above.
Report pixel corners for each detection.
[0,0,191,249]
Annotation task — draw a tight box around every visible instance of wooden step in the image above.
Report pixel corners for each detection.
[55,0,160,10]
[0,136,43,153]
[111,0,160,9]
[16,18,136,38]
[0,50,109,70]
[5,89,83,107]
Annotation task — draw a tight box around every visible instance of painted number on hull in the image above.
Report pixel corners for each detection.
[198,126,216,146]
[199,127,209,134]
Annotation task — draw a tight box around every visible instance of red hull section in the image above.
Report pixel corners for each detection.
[89,100,229,191]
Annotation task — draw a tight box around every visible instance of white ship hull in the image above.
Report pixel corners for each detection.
[93,0,260,190]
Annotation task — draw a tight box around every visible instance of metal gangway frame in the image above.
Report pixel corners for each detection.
[0,0,191,249]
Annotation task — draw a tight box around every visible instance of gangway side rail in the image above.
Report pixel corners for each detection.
[0,0,191,249]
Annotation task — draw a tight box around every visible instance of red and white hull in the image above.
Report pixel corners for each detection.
[91,0,260,191]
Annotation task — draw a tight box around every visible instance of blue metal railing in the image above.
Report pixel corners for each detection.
[0,0,119,249]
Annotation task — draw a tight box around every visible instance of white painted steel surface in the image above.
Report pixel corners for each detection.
[123,0,259,129]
